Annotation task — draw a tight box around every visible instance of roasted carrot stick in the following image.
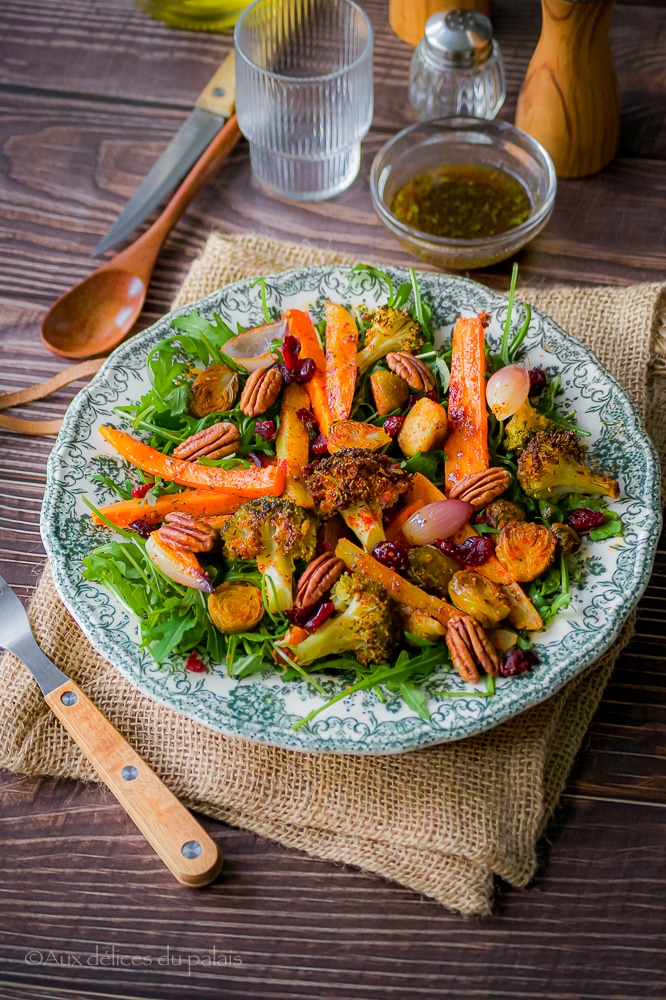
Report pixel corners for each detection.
[444,314,490,489]
[91,490,245,528]
[283,309,334,435]
[99,426,285,497]
[275,382,314,508]
[336,538,459,626]
[325,301,358,422]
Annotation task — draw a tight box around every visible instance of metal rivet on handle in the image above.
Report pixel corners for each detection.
[181,840,203,860]
[121,765,138,781]
[61,691,78,706]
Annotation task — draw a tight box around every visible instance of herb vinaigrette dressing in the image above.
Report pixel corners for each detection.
[391,164,532,240]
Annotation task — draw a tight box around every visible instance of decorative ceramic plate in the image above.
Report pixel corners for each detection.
[42,266,661,754]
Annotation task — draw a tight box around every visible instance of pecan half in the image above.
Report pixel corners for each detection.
[239,366,283,417]
[173,421,240,461]
[157,512,217,553]
[294,553,345,609]
[447,467,511,509]
[386,352,435,392]
[445,615,501,684]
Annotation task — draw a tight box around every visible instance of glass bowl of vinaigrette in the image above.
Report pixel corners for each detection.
[370,117,557,270]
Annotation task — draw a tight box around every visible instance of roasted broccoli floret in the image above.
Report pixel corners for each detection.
[504,399,556,453]
[356,306,425,374]
[517,429,620,502]
[304,448,412,551]
[279,572,401,667]
[221,497,317,612]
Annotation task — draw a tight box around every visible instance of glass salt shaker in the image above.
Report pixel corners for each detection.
[409,8,505,121]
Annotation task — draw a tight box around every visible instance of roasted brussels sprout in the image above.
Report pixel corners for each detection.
[495,520,556,582]
[448,570,511,628]
[483,499,526,530]
[190,364,239,417]
[208,580,264,634]
[407,544,459,595]
[551,522,582,555]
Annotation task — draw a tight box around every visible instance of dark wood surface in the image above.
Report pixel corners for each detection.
[1,1,665,997]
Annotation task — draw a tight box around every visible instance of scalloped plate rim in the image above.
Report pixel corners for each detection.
[40,265,662,755]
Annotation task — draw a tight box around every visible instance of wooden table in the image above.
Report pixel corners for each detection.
[1,1,665,997]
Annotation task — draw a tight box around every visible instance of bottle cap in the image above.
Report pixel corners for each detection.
[424,8,494,68]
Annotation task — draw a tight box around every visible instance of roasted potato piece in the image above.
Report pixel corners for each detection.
[370,369,410,415]
[327,419,391,454]
[397,397,448,458]
[407,544,458,596]
[495,520,556,582]
[399,606,447,644]
[190,364,239,417]
[208,581,264,634]
[448,570,511,628]
[483,499,526,529]
[551,522,582,555]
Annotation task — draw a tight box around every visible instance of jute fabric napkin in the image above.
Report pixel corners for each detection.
[1,233,664,915]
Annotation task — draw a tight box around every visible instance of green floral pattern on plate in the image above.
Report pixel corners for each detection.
[41,267,662,754]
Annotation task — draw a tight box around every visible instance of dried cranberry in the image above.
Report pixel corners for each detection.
[282,334,301,373]
[284,605,311,626]
[311,434,329,457]
[383,415,406,438]
[296,406,316,427]
[248,451,271,468]
[255,419,277,441]
[185,651,207,673]
[304,600,335,634]
[279,356,315,385]
[128,518,154,538]
[372,541,410,575]
[407,393,419,410]
[425,389,438,402]
[131,482,153,499]
[293,357,316,384]
[435,536,494,567]
[566,508,606,534]
[500,648,539,677]
[528,367,548,395]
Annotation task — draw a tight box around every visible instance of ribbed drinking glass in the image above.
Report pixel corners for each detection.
[234,0,373,201]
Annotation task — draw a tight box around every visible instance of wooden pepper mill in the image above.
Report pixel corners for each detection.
[515,0,620,178]
[390,0,492,47]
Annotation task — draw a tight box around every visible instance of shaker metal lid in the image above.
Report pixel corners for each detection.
[424,9,494,68]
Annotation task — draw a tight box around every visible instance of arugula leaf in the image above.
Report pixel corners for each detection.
[589,517,623,542]
[397,680,431,720]
[172,309,237,350]
[401,449,446,479]
[433,355,450,393]
[409,267,433,342]
[93,474,133,501]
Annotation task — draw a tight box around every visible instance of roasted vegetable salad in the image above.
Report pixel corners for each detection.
[83,265,622,727]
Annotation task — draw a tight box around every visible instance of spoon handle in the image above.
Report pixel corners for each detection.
[119,114,242,261]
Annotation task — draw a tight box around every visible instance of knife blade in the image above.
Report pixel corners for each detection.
[0,575,223,887]
[93,51,236,258]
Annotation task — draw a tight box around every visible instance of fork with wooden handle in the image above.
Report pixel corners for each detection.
[0,574,223,887]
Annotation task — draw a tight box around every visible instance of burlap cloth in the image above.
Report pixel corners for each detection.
[2,234,665,916]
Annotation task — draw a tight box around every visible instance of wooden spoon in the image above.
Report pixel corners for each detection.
[41,115,242,360]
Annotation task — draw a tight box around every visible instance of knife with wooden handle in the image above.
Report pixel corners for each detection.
[93,50,237,257]
[0,574,223,887]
